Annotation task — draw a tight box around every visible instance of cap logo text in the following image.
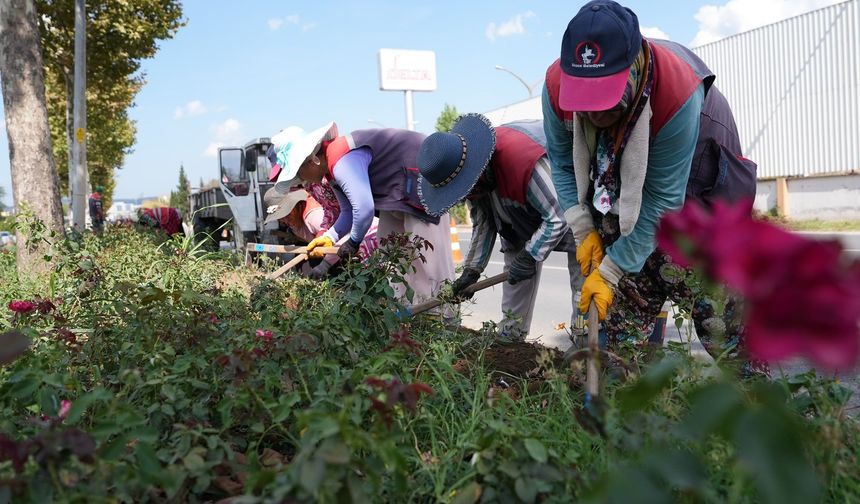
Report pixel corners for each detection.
[572,41,605,69]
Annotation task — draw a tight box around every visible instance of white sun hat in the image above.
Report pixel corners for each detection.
[268,122,338,191]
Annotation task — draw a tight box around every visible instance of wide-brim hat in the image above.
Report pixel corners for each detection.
[268,122,338,189]
[417,113,496,217]
[263,186,308,224]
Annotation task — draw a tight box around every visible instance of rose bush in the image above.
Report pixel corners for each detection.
[0,223,857,502]
[658,200,860,370]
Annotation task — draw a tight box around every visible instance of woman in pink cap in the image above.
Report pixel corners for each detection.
[543,0,761,372]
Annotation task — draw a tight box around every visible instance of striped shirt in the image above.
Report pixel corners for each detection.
[465,156,573,271]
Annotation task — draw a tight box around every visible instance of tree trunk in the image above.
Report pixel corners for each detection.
[0,0,66,276]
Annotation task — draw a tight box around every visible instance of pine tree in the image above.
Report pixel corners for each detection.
[169,164,190,216]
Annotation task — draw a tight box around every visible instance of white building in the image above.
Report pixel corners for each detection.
[107,201,140,222]
[483,0,860,220]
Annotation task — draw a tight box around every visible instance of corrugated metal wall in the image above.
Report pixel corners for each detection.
[692,0,860,179]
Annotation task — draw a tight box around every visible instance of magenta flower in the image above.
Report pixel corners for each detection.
[657,201,860,371]
[255,329,273,344]
[58,400,72,420]
[8,301,36,314]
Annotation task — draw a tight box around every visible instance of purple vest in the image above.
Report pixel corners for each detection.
[327,129,439,224]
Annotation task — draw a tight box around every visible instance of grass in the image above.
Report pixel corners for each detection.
[753,210,860,232]
[786,219,860,232]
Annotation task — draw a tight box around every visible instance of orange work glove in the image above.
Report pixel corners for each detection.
[579,269,614,321]
[576,230,604,276]
[306,235,334,259]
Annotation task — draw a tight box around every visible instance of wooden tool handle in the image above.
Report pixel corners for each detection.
[281,245,340,255]
[409,272,509,316]
[586,302,600,399]
[267,253,308,280]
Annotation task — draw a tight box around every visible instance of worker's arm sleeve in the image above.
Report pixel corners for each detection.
[542,84,578,212]
[325,147,375,243]
[607,84,705,273]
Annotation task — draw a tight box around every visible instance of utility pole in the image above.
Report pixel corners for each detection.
[71,0,88,229]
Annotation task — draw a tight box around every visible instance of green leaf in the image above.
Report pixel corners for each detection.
[681,382,743,440]
[299,456,326,494]
[451,482,482,504]
[101,434,132,461]
[733,409,820,504]
[182,452,206,473]
[317,438,350,465]
[0,331,30,366]
[523,438,548,464]
[617,357,682,414]
[218,400,233,428]
[7,374,38,400]
[313,416,341,439]
[272,391,300,422]
[643,447,706,490]
[135,442,162,484]
[514,477,538,503]
[65,388,113,424]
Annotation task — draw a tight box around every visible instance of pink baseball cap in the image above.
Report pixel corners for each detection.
[558,1,642,112]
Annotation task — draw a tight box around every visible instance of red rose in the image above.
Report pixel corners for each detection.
[657,201,860,371]
[8,300,36,314]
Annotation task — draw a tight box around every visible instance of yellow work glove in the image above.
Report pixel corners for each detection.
[576,230,604,276]
[306,235,334,259]
[580,269,614,321]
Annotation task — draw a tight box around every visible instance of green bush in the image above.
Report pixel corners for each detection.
[0,225,857,502]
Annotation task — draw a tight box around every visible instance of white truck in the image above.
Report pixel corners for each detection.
[188,137,280,250]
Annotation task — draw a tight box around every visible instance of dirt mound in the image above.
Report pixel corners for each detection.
[482,340,564,378]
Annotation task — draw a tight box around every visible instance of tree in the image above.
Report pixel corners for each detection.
[37,0,185,206]
[435,103,460,133]
[169,164,190,217]
[0,0,65,274]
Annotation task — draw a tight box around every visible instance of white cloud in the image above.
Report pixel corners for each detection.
[203,118,243,158]
[268,14,316,33]
[691,0,842,47]
[641,26,670,40]
[215,118,240,137]
[486,11,536,42]
[173,100,207,119]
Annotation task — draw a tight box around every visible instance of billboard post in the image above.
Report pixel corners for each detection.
[378,49,436,131]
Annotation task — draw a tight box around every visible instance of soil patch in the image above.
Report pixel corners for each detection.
[482,340,564,378]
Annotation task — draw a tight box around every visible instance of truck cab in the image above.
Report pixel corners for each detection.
[189,138,280,249]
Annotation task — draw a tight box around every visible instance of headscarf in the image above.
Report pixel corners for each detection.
[579,43,654,212]
[304,179,340,232]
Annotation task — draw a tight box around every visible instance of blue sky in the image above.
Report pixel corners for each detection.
[0,0,841,203]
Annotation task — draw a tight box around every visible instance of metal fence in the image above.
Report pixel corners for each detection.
[692,0,860,179]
